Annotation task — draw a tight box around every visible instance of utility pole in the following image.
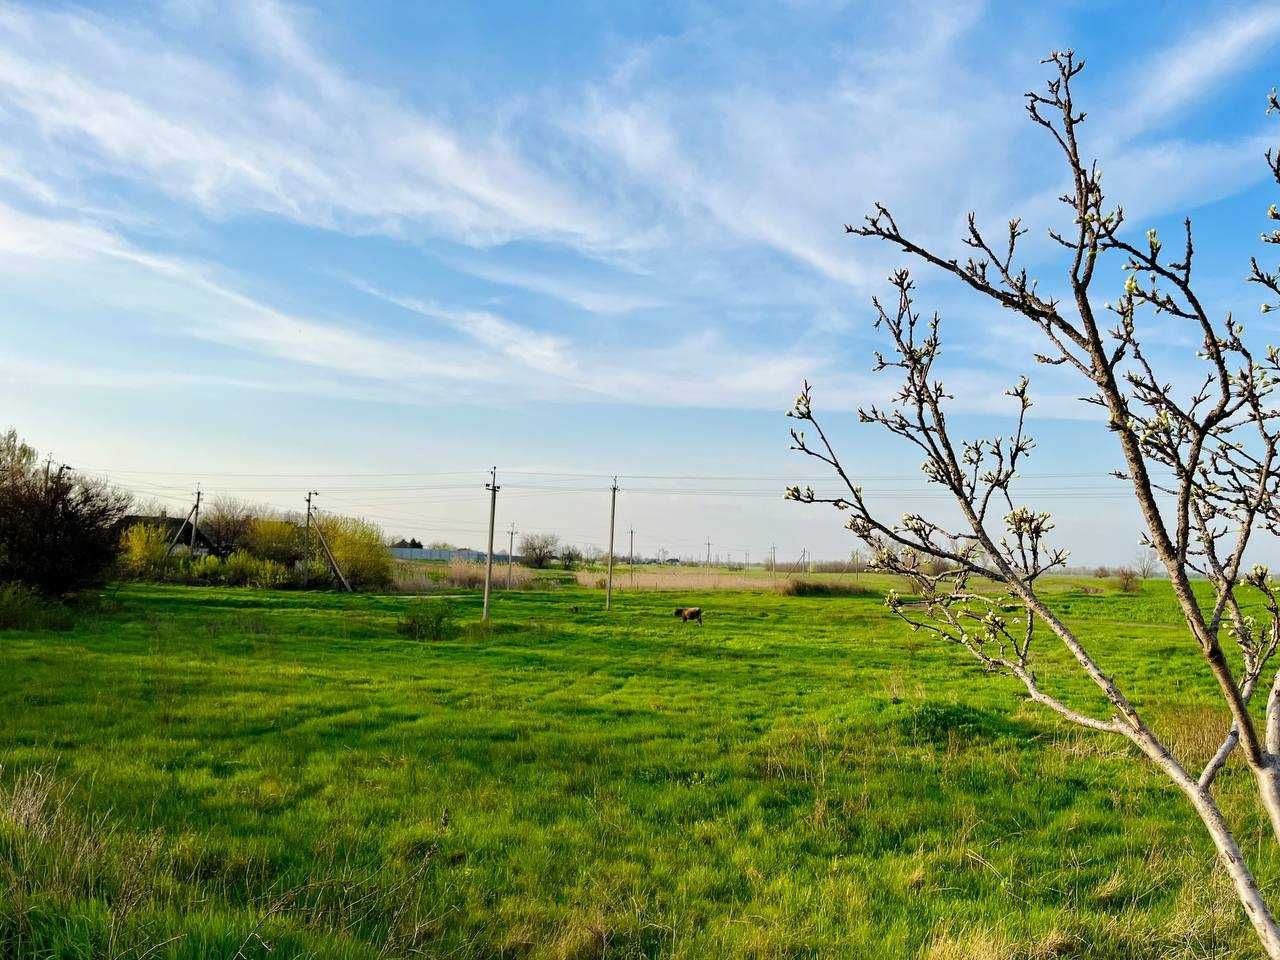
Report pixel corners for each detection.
[483,467,499,622]
[307,494,351,592]
[705,540,712,568]
[605,477,618,610]
[507,522,516,589]
[745,549,750,571]
[629,527,635,588]
[304,491,316,586]
[189,486,201,554]
[771,543,777,579]
[163,493,199,561]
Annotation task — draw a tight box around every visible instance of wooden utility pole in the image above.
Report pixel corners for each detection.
[605,477,618,610]
[629,527,635,588]
[189,487,201,554]
[507,522,516,589]
[483,467,499,622]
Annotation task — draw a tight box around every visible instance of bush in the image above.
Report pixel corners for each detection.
[1116,568,1140,593]
[397,601,458,641]
[0,583,73,630]
[118,522,170,579]
[298,558,333,587]
[189,554,225,584]
[317,516,392,590]
[222,550,292,589]
[0,429,131,594]
[246,517,303,565]
[777,578,870,597]
[560,545,583,569]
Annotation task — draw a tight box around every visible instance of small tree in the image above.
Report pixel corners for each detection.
[201,497,253,557]
[519,533,559,569]
[560,545,584,569]
[1135,544,1159,580]
[119,522,169,579]
[788,54,1280,955]
[0,429,131,594]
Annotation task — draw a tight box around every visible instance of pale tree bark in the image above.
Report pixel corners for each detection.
[788,53,1280,957]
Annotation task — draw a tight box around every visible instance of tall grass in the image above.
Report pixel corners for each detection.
[393,559,540,593]
[571,567,876,595]
[0,584,74,630]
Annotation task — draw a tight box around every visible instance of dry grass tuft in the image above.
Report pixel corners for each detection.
[922,925,1014,960]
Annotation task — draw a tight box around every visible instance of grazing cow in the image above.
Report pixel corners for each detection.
[674,606,703,626]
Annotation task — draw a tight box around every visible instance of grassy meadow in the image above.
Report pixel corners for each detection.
[2,576,1277,959]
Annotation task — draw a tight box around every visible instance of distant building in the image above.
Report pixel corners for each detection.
[388,546,502,563]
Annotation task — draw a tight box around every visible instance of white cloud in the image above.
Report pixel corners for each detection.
[441,257,665,316]
[1113,4,1280,138]
[0,1,618,249]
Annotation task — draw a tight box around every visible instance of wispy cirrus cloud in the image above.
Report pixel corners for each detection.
[1110,3,1280,139]
[0,0,1273,424]
[0,1,618,249]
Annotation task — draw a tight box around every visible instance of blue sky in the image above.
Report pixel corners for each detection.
[3,0,1279,563]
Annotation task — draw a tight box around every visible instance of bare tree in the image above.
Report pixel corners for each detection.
[560,544,584,569]
[1134,543,1160,580]
[201,497,253,557]
[518,532,559,570]
[788,53,1280,955]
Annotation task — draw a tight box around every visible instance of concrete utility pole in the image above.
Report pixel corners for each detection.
[705,540,712,568]
[628,527,635,587]
[483,467,499,622]
[189,487,201,553]
[771,543,777,579]
[507,522,516,589]
[303,491,317,586]
[307,493,352,592]
[163,494,199,561]
[605,477,618,610]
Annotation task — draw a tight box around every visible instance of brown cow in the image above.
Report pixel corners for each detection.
[673,606,703,626]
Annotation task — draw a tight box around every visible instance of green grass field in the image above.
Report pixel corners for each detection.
[2,579,1277,959]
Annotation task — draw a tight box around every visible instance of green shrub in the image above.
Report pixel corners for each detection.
[397,601,458,641]
[0,428,131,594]
[317,516,392,591]
[246,518,303,565]
[222,551,292,589]
[189,554,225,584]
[0,583,73,630]
[118,522,170,579]
[298,557,332,587]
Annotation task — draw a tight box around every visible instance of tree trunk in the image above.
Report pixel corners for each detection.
[1183,780,1280,957]
[1254,762,1280,843]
